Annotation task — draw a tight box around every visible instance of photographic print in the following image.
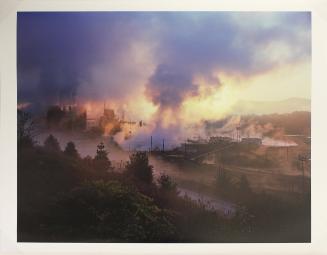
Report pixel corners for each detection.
[17,12,311,243]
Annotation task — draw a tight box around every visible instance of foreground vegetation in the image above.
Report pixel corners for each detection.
[17,110,310,242]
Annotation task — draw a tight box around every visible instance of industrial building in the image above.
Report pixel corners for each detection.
[241,137,262,145]
[46,104,87,130]
[209,136,233,144]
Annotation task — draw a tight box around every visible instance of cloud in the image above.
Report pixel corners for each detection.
[17,12,311,114]
[17,12,153,109]
[141,12,311,113]
[145,64,197,108]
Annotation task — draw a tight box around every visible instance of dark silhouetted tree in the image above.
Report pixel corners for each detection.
[64,141,79,158]
[83,155,93,168]
[126,152,153,184]
[17,110,36,147]
[44,134,61,152]
[158,174,177,193]
[94,142,112,172]
[95,142,108,160]
[233,205,255,234]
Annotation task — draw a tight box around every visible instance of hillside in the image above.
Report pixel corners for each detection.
[232,98,310,115]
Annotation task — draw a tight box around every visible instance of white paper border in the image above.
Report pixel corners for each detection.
[1,0,327,254]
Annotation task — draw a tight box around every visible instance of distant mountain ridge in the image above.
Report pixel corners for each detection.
[232,97,311,115]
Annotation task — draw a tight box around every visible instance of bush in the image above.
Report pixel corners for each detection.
[44,180,177,242]
[158,174,177,194]
[126,152,153,184]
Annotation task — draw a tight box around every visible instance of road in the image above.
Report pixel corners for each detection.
[177,187,236,217]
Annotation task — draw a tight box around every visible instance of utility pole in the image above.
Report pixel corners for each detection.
[184,142,187,157]
[236,125,241,142]
[150,136,153,153]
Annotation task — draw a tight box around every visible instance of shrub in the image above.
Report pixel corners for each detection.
[126,152,153,184]
[158,174,177,194]
[44,180,177,242]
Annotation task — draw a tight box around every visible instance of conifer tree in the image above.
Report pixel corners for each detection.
[64,141,79,158]
[44,134,61,152]
[94,142,112,172]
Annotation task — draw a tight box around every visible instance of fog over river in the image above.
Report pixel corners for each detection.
[36,132,237,216]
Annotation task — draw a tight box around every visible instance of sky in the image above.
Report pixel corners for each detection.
[17,12,311,131]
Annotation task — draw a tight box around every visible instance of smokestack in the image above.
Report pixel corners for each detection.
[150,136,153,152]
[162,139,165,152]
